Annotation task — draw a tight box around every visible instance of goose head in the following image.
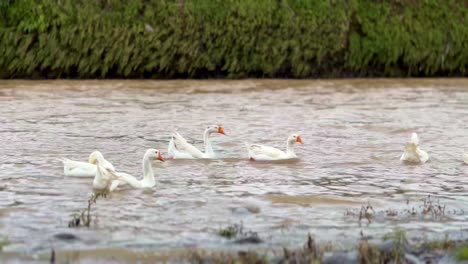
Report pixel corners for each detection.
[410,133,419,145]
[288,134,303,145]
[205,125,226,135]
[88,151,104,164]
[144,149,165,162]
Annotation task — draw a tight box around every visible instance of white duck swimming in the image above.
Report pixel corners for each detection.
[109,149,164,190]
[60,151,115,177]
[246,134,303,161]
[400,133,429,163]
[463,152,468,165]
[168,125,226,159]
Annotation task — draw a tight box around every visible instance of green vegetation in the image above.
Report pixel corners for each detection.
[1,0,467,79]
[217,222,263,244]
[68,192,106,228]
[456,246,468,261]
[382,230,408,262]
[421,233,455,251]
[217,224,239,239]
[0,237,9,251]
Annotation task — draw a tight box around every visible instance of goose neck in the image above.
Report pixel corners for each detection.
[203,130,214,155]
[286,140,296,157]
[142,154,155,187]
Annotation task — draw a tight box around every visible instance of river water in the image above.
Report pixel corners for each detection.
[1,79,468,262]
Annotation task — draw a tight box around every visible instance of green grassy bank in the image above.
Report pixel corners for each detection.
[0,0,467,78]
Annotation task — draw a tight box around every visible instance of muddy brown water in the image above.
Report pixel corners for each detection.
[1,79,468,262]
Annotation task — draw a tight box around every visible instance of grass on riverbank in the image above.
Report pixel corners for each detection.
[1,0,467,78]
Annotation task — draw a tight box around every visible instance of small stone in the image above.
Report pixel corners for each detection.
[377,239,412,254]
[323,250,358,264]
[245,206,260,214]
[54,233,79,241]
[404,253,422,264]
[145,24,154,33]
[234,233,263,244]
[230,205,260,214]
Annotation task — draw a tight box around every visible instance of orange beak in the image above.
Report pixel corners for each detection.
[218,126,226,135]
[296,136,303,144]
[157,152,165,162]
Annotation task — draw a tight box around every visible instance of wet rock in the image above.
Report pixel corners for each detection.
[9,200,23,207]
[54,233,79,241]
[377,239,412,254]
[234,236,263,244]
[230,205,261,214]
[230,207,250,215]
[404,253,422,264]
[376,239,394,253]
[145,24,154,33]
[419,252,447,263]
[438,253,460,264]
[322,250,358,264]
[245,205,260,214]
[234,233,263,244]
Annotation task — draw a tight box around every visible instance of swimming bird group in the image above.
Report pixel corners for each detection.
[59,126,468,193]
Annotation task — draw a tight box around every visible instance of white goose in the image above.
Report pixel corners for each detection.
[400,133,429,163]
[60,151,115,177]
[93,159,120,192]
[110,149,164,190]
[246,134,303,161]
[463,152,468,165]
[168,125,226,159]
